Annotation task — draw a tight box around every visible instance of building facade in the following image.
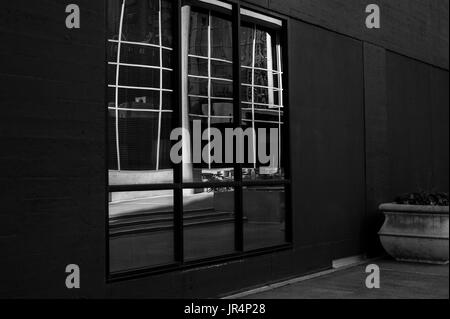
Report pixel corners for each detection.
[0,0,448,298]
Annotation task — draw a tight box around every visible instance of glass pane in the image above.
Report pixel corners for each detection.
[162,50,172,68]
[211,101,233,122]
[254,69,268,87]
[240,100,285,181]
[107,42,118,62]
[110,64,160,88]
[159,112,175,170]
[270,30,279,71]
[163,70,172,89]
[273,90,281,106]
[122,0,159,45]
[108,109,119,171]
[108,0,174,185]
[109,190,175,272]
[189,57,209,77]
[254,87,269,104]
[184,188,236,260]
[188,77,208,96]
[212,80,233,98]
[121,45,160,67]
[182,118,235,183]
[161,0,173,47]
[211,60,232,80]
[108,87,160,110]
[211,14,232,61]
[185,166,235,183]
[241,68,252,85]
[107,0,125,40]
[162,92,173,110]
[254,29,268,69]
[241,86,252,103]
[189,97,208,115]
[184,8,234,184]
[189,10,209,57]
[240,24,254,67]
[108,0,173,47]
[272,72,279,88]
[243,186,286,250]
[118,110,159,170]
[108,64,117,86]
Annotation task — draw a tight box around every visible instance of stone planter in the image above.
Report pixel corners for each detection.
[378,203,449,264]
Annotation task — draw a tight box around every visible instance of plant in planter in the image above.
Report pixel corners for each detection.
[378,191,449,264]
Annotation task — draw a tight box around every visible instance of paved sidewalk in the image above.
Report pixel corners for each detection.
[233,259,449,299]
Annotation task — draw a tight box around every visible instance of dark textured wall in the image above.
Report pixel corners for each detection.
[386,52,449,196]
[363,43,390,255]
[248,0,449,69]
[0,0,106,297]
[0,0,448,298]
[288,20,366,259]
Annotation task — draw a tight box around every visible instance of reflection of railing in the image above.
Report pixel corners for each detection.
[110,190,241,237]
[110,208,236,237]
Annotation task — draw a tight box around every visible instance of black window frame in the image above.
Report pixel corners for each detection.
[105,0,292,282]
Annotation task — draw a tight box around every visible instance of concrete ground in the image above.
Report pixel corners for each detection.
[230,258,449,299]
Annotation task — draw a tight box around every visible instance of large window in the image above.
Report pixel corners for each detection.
[108,0,291,277]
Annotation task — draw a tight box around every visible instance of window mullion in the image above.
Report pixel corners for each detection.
[232,2,243,252]
[175,0,185,263]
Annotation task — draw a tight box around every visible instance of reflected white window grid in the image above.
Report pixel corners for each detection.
[109,0,173,171]
[187,10,233,169]
[243,25,284,169]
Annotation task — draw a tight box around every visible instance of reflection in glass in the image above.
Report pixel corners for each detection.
[211,14,233,60]
[243,186,286,250]
[211,60,233,79]
[108,0,174,180]
[211,80,233,98]
[109,190,175,272]
[240,22,285,181]
[185,7,234,183]
[184,188,236,260]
